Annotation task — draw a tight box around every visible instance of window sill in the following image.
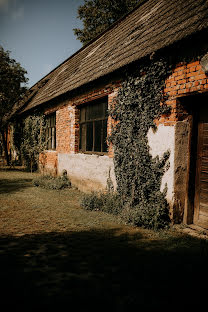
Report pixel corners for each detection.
[79,151,108,156]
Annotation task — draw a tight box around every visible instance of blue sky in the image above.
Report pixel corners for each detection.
[0,0,84,87]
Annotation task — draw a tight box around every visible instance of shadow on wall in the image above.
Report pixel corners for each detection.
[0,228,208,310]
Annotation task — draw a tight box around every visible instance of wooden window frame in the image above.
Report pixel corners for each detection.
[46,113,56,150]
[79,97,108,155]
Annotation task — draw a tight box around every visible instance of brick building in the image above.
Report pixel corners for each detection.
[14,0,208,228]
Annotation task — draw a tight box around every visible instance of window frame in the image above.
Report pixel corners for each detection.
[45,113,56,151]
[79,97,108,155]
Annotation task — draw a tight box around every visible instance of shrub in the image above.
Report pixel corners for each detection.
[121,196,170,230]
[80,191,121,215]
[32,175,71,190]
[81,189,169,229]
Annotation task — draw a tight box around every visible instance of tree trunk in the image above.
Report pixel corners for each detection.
[0,129,10,166]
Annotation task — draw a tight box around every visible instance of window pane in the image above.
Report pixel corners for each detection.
[102,119,108,152]
[86,100,107,121]
[48,128,52,150]
[94,120,102,152]
[52,127,55,150]
[46,113,56,150]
[86,122,93,151]
[80,107,86,122]
[80,124,86,151]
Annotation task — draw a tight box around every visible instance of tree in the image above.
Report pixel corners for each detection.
[0,46,28,165]
[74,0,145,45]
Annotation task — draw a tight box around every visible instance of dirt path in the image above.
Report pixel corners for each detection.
[0,169,208,311]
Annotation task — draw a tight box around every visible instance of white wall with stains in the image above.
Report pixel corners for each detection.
[147,125,175,205]
[58,153,116,192]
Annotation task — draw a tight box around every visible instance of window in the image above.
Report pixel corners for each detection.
[46,113,56,150]
[79,98,108,153]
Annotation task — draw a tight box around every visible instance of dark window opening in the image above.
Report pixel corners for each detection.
[46,113,56,150]
[79,98,108,154]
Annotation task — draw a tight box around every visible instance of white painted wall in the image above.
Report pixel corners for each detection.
[147,125,175,204]
[58,153,116,192]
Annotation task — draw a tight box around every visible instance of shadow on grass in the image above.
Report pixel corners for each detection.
[0,229,208,311]
[0,178,33,194]
[0,166,27,172]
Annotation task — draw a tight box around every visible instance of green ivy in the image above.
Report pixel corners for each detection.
[14,114,47,172]
[109,57,172,229]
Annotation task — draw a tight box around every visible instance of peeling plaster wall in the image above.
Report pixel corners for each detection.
[58,153,116,192]
[147,125,175,205]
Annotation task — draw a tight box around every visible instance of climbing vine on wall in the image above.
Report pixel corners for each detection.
[14,114,47,172]
[109,57,172,229]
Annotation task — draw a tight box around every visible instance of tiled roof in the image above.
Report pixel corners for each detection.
[21,0,208,112]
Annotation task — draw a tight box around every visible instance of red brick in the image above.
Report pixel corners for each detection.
[168,90,177,96]
[187,71,198,78]
[178,79,186,84]
[189,66,196,72]
[175,74,186,81]
[178,89,186,94]
[187,61,200,68]
[195,74,207,80]
[196,65,202,71]
[193,81,200,86]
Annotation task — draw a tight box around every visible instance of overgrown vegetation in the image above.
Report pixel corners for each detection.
[14,114,47,172]
[32,174,71,190]
[82,57,172,229]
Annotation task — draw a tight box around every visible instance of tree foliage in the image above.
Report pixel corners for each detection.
[0,46,28,164]
[74,0,144,45]
[0,46,28,127]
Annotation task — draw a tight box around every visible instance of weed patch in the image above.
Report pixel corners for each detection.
[32,175,71,190]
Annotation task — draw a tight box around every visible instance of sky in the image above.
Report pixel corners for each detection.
[0,0,84,87]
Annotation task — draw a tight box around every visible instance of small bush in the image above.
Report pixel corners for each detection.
[80,191,121,215]
[81,190,170,230]
[32,175,71,190]
[121,200,170,230]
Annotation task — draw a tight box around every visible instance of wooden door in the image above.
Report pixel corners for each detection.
[194,105,208,229]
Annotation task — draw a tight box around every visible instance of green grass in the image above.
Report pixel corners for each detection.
[0,168,208,311]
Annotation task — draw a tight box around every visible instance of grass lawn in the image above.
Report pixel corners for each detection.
[0,168,208,311]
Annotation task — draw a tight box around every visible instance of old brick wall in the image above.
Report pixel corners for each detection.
[159,60,208,126]
[39,81,120,185]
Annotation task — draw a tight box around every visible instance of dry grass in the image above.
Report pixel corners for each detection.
[0,169,208,311]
